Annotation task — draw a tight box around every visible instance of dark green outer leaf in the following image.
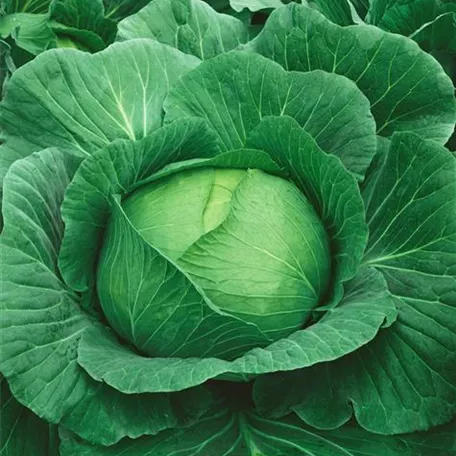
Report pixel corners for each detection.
[0,39,200,184]
[228,0,283,13]
[0,13,56,55]
[246,3,456,144]
[412,12,456,54]
[116,0,249,60]
[3,0,52,14]
[366,1,456,86]
[305,0,358,25]
[0,40,14,98]
[349,0,369,19]
[165,50,377,178]
[59,408,456,456]
[413,13,456,86]
[0,375,59,456]
[49,22,106,52]
[50,0,117,46]
[367,0,456,32]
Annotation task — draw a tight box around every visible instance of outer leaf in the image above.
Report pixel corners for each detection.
[412,13,456,86]
[3,0,51,14]
[0,375,59,456]
[0,13,55,54]
[0,40,13,97]
[412,12,456,55]
[133,147,284,189]
[366,0,456,85]
[246,3,456,143]
[0,39,200,177]
[246,116,368,305]
[254,132,456,434]
[59,408,456,456]
[165,51,377,178]
[49,22,106,52]
[78,327,234,393]
[117,0,249,60]
[349,0,369,19]
[0,148,213,445]
[305,0,359,25]
[367,0,456,31]
[49,0,117,46]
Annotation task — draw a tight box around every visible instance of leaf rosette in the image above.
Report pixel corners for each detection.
[0,1,455,451]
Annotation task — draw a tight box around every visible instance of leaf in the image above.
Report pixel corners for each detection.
[0,13,56,54]
[246,3,456,144]
[412,13,456,84]
[246,116,368,305]
[165,51,377,178]
[59,408,456,456]
[49,0,117,45]
[49,22,106,52]
[349,0,369,19]
[412,12,456,54]
[0,39,200,171]
[77,326,236,393]
[366,0,456,84]
[253,132,456,434]
[135,148,284,188]
[304,0,359,25]
[0,39,14,98]
[0,375,59,456]
[117,0,249,60]
[367,0,456,31]
[0,147,213,445]
[2,0,52,14]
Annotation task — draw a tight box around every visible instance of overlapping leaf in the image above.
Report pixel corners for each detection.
[117,0,249,60]
[0,39,200,186]
[59,408,456,456]
[165,50,376,178]
[246,3,456,143]
[0,375,59,456]
[254,132,456,434]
